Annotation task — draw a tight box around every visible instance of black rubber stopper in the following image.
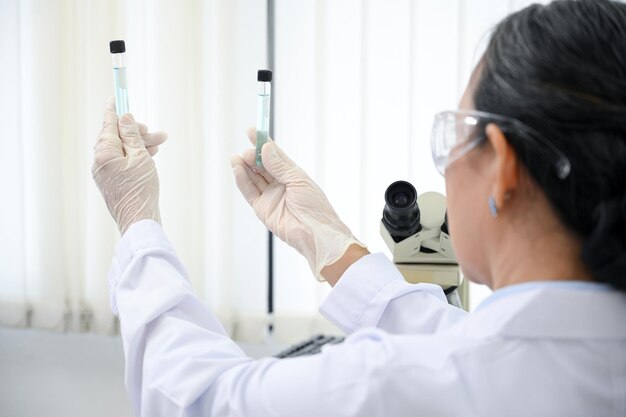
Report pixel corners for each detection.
[110,40,126,54]
[258,69,273,82]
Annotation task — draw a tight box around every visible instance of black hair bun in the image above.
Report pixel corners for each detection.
[581,193,626,290]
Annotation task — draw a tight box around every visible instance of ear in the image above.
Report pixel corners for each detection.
[485,123,519,210]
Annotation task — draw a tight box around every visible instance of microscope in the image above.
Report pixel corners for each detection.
[380,181,468,309]
[275,180,469,358]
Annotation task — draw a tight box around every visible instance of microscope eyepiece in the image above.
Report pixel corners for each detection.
[382,181,422,242]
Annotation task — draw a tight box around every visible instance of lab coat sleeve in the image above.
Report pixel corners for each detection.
[107,220,474,417]
[319,253,468,335]
[108,220,267,416]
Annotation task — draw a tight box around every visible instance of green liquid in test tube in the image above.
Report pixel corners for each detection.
[110,40,129,117]
[256,70,272,167]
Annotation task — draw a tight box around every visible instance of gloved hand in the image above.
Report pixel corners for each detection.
[92,99,167,235]
[230,129,366,281]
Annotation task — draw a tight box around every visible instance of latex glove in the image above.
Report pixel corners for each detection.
[230,129,365,281]
[92,99,167,235]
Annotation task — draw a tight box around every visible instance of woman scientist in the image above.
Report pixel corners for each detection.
[92,0,626,415]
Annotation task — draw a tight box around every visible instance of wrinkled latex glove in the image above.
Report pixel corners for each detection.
[92,98,167,235]
[231,129,365,281]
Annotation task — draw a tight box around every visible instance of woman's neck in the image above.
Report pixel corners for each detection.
[488,222,595,290]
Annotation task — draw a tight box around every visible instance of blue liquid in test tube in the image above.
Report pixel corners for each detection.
[110,40,129,117]
[256,70,272,167]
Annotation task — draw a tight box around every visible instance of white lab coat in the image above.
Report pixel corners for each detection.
[109,220,626,417]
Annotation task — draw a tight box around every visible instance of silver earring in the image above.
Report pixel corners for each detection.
[488,196,498,218]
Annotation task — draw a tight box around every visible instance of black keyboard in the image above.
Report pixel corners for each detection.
[275,334,345,358]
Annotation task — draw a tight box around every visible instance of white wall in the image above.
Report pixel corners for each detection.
[0,328,133,417]
[0,327,283,417]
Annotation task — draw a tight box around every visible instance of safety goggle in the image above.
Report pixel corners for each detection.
[430,110,571,180]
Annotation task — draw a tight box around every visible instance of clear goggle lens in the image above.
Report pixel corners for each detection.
[430,110,571,179]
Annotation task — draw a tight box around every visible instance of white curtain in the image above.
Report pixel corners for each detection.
[0,0,545,343]
[272,0,549,323]
[0,0,273,338]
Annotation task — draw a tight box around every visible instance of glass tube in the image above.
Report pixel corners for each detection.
[110,40,129,117]
[256,70,272,166]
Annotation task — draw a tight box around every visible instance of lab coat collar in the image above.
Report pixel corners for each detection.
[454,281,626,339]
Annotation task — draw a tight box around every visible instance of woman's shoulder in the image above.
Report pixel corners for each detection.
[447,282,626,340]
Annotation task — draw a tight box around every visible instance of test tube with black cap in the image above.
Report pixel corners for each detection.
[256,69,273,167]
[110,40,129,117]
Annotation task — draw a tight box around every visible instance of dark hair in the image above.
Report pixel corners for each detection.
[474,0,626,291]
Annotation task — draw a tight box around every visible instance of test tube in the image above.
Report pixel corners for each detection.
[110,40,129,117]
[256,70,273,166]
